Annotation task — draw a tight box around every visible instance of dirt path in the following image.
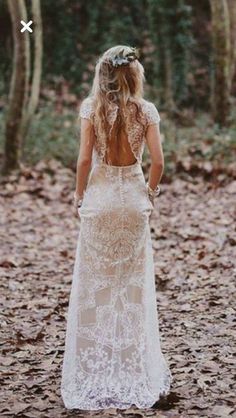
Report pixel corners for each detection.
[0,160,235,418]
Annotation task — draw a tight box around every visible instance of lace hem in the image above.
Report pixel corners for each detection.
[61,363,173,411]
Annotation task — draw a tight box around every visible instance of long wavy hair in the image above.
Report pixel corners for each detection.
[88,45,146,159]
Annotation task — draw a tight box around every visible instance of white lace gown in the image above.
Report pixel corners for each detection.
[61,97,173,410]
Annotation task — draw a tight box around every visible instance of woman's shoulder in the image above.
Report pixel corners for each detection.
[79,95,95,119]
[139,98,161,125]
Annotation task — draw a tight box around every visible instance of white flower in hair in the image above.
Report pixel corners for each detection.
[110,47,140,68]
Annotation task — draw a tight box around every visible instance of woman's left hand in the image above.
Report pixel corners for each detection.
[73,192,83,219]
[74,206,81,219]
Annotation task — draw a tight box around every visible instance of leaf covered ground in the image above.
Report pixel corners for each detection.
[0,159,235,418]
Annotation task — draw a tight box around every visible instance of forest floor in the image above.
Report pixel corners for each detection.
[0,159,235,418]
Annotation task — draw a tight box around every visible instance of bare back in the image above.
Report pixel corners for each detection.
[103,125,138,166]
[79,96,162,168]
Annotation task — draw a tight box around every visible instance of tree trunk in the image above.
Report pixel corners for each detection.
[210,0,231,126]
[159,6,176,112]
[3,0,29,173]
[21,0,43,143]
[148,0,176,112]
[227,0,236,91]
[163,45,176,112]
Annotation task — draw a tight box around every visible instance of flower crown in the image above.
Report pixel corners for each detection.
[110,47,140,68]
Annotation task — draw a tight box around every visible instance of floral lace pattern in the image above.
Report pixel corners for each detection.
[61,162,173,410]
[79,97,161,164]
[79,96,95,120]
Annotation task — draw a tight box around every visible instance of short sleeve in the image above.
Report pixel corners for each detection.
[79,97,94,121]
[145,101,161,126]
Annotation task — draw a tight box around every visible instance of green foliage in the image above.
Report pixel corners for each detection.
[148,0,194,105]
[1,104,235,175]
[23,108,78,166]
[41,0,147,92]
[161,112,236,178]
[0,0,233,110]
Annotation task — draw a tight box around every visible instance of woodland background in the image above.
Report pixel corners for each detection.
[0,1,235,418]
[0,0,236,175]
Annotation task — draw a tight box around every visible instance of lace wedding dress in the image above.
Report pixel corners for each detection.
[61,97,173,410]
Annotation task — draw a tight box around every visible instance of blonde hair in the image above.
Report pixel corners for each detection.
[88,45,146,161]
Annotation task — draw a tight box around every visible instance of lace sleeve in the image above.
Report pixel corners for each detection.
[79,97,94,122]
[145,101,161,126]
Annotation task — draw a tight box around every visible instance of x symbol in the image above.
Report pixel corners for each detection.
[20,20,33,33]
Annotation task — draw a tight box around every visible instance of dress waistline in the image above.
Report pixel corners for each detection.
[93,160,143,174]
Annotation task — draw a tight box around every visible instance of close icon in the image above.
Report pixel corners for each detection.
[20,20,33,33]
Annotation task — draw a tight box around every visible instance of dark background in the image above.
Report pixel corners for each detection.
[0,0,235,175]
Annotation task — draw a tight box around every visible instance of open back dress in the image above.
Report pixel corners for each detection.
[60,96,172,410]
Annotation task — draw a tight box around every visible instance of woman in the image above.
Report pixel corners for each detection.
[61,45,172,411]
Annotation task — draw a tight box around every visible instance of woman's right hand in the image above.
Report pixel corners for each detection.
[73,205,81,219]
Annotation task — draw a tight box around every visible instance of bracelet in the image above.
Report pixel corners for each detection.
[73,192,84,208]
[146,182,161,198]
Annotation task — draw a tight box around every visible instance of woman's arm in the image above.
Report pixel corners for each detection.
[145,123,164,191]
[74,118,95,198]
